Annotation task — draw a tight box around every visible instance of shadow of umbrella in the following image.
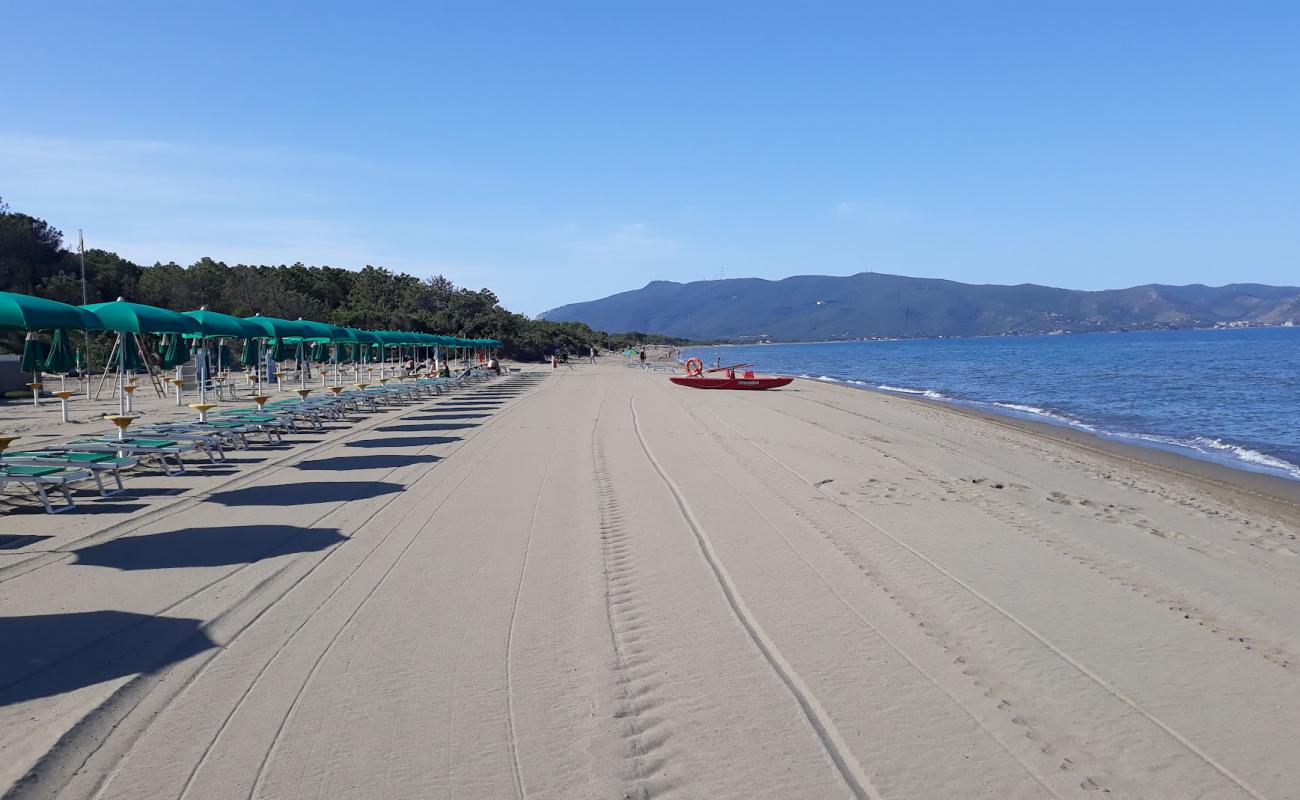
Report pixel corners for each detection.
[345,436,459,449]
[297,454,440,471]
[209,481,403,506]
[71,525,347,570]
[0,611,216,706]
[376,422,478,433]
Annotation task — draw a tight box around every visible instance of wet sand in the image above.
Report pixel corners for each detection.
[2,364,1298,799]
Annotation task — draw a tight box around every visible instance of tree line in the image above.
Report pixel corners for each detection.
[0,198,690,361]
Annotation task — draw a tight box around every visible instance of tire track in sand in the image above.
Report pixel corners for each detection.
[592,391,677,799]
[667,396,1063,798]
[700,404,1268,800]
[741,391,1300,674]
[6,376,541,800]
[504,435,561,800]
[99,374,548,800]
[628,396,881,800]
[238,378,556,800]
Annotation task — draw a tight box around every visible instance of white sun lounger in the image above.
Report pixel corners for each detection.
[0,463,95,513]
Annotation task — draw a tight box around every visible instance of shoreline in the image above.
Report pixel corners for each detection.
[805,376,1300,521]
[684,328,1300,489]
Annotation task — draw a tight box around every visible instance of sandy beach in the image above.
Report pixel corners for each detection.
[2,362,1298,799]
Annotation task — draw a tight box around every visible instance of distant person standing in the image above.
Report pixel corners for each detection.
[589,346,596,364]
[551,353,558,370]
[639,348,647,368]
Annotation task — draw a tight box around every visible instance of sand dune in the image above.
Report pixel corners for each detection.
[2,365,1298,798]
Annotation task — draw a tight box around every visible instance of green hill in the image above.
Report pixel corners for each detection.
[541,273,1300,340]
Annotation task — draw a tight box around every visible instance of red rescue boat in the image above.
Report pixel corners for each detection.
[670,360,793,390]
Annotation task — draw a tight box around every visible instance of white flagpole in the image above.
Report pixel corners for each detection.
[79,230,89,392]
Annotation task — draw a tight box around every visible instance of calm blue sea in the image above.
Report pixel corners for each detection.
[683,328,1300,481]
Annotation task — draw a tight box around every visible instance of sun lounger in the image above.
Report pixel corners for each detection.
[0,463,94,513]
[217,407,305,430]
[124,428,227,462]
[4,451,138,496]
[260,401,330,429]
[194,416,288,444]
[53,438,195,476]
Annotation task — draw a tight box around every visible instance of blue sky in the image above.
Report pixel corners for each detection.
[3,2,1297,315]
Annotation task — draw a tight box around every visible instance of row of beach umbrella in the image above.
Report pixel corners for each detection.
[0,290,502,416]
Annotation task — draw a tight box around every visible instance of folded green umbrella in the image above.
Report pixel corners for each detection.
[239,337,261,367]
[157,335,176,369]
[213,341,234,370]
[20,333,48,373]
[44,329,77,373]
[271,336,295,361]
[164,333,191,367]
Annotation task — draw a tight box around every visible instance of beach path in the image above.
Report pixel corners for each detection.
[2,366,1298,799]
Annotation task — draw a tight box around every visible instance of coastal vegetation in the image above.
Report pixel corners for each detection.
[0,198,691,360]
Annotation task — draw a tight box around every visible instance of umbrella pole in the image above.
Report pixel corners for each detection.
[94,336,120,400]
[118,332,127,418]
[198,337,207,405]
[137,333,165,397]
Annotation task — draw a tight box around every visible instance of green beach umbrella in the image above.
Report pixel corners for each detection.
[157,335,177,369]
[1,291,103,332]
[19,332,48,406]
[213,341,233,369]
[81,298,193,418]
[271,337,296,361]
[181,308,256,403]
[242,315,310,389]
[240,314,308,382]
[183,307,257,339]
[240,314,310,340]
[20,332,48,372]
[107,333,145,371]
[164,333,192,368]
[44,328,77,374]
[290,318,337,341]
[240,337,262,367]
[81,298,200,335]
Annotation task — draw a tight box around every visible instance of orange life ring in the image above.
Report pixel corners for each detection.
[684,357,703,376]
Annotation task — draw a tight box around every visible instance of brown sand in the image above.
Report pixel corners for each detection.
[2,364,1298,799]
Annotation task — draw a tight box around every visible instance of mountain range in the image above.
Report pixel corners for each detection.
[540,272,1300,341]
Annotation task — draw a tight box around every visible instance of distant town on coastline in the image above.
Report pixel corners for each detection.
[0,199,690,360]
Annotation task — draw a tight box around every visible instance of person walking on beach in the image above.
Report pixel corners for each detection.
[552,353,558,370]
[639,348,647,368]
[589,346,596,364]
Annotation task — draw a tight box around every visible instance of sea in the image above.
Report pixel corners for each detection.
[682,327,1300,482]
